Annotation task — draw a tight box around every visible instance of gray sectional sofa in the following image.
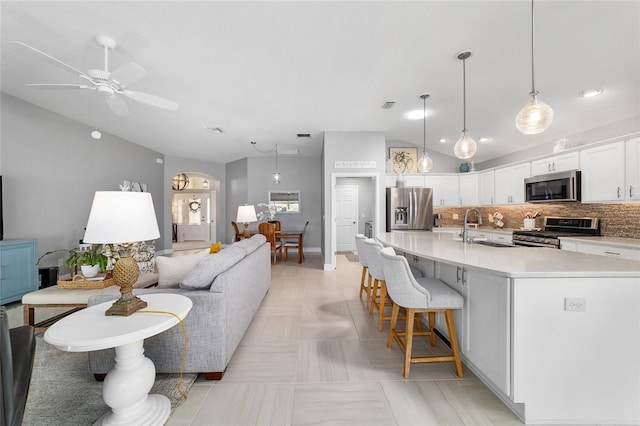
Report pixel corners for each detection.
[87,234,271,380]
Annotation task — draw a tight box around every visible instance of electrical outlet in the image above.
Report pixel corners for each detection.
[453,213,459,219]
[564,297,586,312]
[57,258,64,268]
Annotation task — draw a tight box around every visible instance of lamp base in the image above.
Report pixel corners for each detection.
[243,223,251,238]
[106,256,146,316]
[105,296,148,316]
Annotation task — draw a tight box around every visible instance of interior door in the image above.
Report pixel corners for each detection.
[175,193,210,242]
[335,185,358,252]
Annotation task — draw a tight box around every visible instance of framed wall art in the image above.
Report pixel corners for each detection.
[389,147,418,173]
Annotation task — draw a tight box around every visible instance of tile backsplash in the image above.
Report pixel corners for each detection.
[436,203,640,239]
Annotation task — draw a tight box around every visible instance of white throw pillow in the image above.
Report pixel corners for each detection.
[155,249,209,288]
[180,246,245,290]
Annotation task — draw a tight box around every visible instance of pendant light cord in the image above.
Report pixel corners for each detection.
[422,96,427,154]
[462,56,467,132]
[530,0,537,96]
[275,144,278,172]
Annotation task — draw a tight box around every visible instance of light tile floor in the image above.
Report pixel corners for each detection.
[167,253,524,426]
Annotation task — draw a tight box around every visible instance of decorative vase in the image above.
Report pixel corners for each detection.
[523,218,536,229]
[81,264,100,278]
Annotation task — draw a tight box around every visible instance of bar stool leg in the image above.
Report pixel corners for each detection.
[387,303,400,348]
[445,309,464,378]
[428,311,436,346]
[377,281,387,331]
[369,278,379,316]
[359,266,367,299]
[403,308,416,379]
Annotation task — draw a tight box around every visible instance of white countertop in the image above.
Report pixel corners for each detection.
[559,235,640,249]
[376,231,640,278]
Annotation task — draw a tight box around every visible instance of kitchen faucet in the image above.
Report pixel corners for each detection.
[462,208,483,243]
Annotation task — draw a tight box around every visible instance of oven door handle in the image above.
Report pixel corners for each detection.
[513,240,557,248]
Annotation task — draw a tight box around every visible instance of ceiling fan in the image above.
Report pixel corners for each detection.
[10,35,178,116]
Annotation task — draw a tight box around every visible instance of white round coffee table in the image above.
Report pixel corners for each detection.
[44,293,192,426]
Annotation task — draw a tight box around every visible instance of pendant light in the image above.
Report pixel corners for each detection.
[417,94,433,173]
[516,0,553,134]
[272,144,281,185]
[454,51,477,160]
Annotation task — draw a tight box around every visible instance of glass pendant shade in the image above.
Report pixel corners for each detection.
[272,171,280,184]
[515,94,554,135]
[417,152,433,173]
[454,130,477,160]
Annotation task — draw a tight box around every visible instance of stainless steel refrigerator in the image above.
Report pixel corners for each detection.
[386,187,433,231]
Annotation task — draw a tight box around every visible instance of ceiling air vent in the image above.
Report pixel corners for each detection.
[381,101,396,109]
[204,126,225,133]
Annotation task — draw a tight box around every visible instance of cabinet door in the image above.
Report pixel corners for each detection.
[385,175,398,188]
[531,158,553,176]
[479,171,495,206]
[626,138,640,201]
[404,175,425,187]
[464,269,510,395]
[509,163,531,204]
[459,174,478,206]
[434,263,464,342]
[575,242,640,262]
[441,175,460,207]
[424,176,443,206]
[552,152,579,173]
[0,240,38,304]
[581,141,625,202]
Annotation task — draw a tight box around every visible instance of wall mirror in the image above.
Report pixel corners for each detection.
[269,191,301,214]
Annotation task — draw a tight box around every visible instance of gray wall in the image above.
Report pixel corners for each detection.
[386,140,461,173]
[245,156,321,250]
[0,94,164,270]
[163,156,226,250]
[225,158,249,243]
[336,177,374,235]
[323,131,386,269]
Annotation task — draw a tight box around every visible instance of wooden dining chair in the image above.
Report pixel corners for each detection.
[258,222,282,263]
[283,221,308,263]
[231,221,241,241]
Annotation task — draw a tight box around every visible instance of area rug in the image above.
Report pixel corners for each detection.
[23,334,197,426]
[337,251,359,262]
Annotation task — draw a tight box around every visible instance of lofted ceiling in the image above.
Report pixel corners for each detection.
[1,1,639,164]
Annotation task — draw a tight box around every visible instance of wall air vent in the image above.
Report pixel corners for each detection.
[296,133,311,138]
[381,101,396,109]
[204,126,225,133]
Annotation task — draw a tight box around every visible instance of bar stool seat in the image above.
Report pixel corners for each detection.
[380,246,464,378]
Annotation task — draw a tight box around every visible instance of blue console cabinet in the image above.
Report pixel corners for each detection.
[0,239,38,304]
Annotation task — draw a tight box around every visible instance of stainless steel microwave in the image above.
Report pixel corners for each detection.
[525,170,581,203]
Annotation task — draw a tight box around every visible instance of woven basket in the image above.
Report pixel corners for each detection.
[57,274,115,289]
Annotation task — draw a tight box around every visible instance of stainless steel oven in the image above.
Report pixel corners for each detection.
[512,216,600,248]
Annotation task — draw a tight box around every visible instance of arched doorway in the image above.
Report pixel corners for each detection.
[171,172,219,251]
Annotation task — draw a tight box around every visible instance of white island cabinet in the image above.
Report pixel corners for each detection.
[376,231,640,425]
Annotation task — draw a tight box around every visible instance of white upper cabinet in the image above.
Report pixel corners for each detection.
[459,174,479,206]
[494,163,531,204]
[581,141,625,202]
[626,138,640,201]
[478,171,495,206]
[425,175,460,207]
[530,151,579,176]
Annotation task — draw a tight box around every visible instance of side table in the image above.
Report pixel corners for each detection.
[44,293,192,426]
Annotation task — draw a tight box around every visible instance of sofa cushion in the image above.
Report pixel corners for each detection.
[156,248,209,288]
[180,246,246,290]
[233,238,259,255]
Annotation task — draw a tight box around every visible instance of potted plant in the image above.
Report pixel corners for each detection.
[65,245,108,277]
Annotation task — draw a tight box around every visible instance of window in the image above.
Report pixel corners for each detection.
[269,191,300,214]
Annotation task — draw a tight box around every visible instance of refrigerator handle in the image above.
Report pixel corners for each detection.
[411,190,416,227]
[409,190,414,227]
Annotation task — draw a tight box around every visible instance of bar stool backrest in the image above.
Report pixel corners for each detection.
[363,239,384,281]
[354,234,368,267]
[380,247,431,309]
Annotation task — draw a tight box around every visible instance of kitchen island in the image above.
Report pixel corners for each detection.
[376,231,640,425]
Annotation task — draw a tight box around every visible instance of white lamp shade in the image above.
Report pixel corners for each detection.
[237,205,257,223]
[516,96,554,134]
[454,131,478,159]
[83,191,160,244]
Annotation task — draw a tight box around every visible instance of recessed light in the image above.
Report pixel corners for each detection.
[439,138,448,143]
[580,89,603,98]
[479,137,491,143]
[91,130,102,139]
[204,126,225,133]
[404,109,429,120]
[381,101,396,109]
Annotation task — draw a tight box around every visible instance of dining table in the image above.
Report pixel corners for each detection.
[276,229,305,263]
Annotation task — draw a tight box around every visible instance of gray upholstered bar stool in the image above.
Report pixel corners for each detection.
[354,234,371,306]
[380,247,464,379]
[363,238,393,330]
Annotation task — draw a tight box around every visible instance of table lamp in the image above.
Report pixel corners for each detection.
[236,205,257,238]
[83,191,160,316]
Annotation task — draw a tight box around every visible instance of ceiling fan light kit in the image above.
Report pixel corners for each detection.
[454,50,477,160]
[12,35,179,117]
[516,0,553,135]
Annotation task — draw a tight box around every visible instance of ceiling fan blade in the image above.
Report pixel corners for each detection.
[26,83,92,90]
[123,90,179,110]
[11,41,90,80]
[110,62,146,87]
[105,95,130,116]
